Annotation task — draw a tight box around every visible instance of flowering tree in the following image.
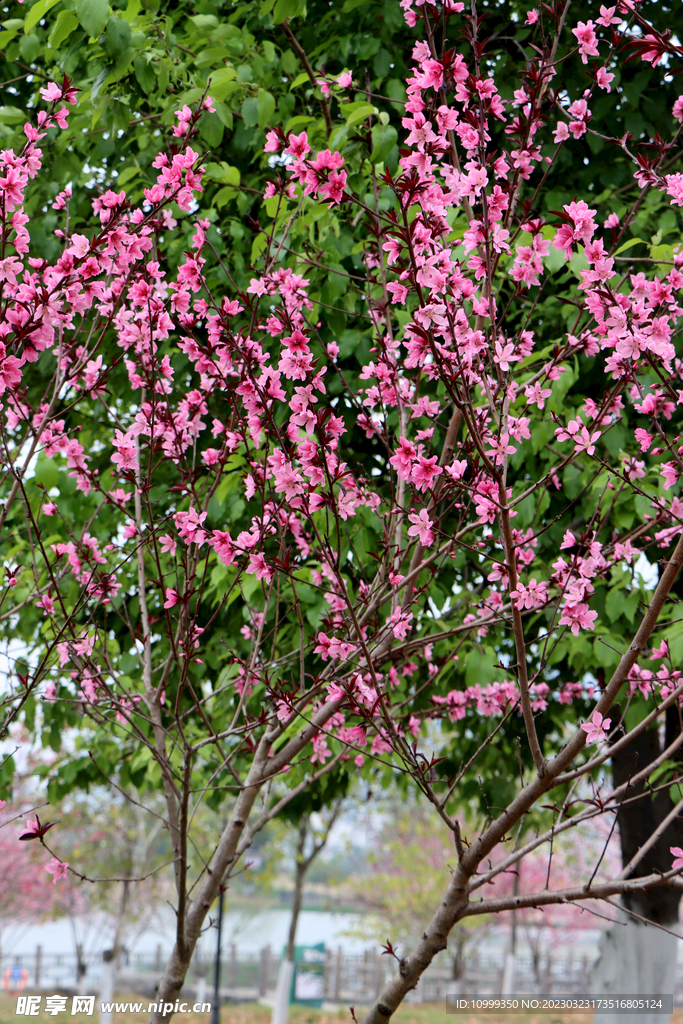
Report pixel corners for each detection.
[0,803,60,961]
[4,0,683,1022]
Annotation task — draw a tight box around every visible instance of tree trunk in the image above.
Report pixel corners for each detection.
[99,950,115,1024]
[591,910,677,1024]
[592,720,683,1024]
[272,814,308,1024]
[501,862,519,995]
[447,936,465,998]
[111,877,130,983]
[286,861,306,961]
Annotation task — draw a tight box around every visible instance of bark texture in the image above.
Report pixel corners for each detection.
[591,717,683,1024]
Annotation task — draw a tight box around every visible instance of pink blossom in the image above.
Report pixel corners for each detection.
[45,858,69,884]
[671,847,683,872]
[596,67,615,92]
[311,734,332,764]
[661,462,679,490]
[411,454,442,492]
[559,602,598,636]
[389,438,417,480]
[19,817,42,840]
[572,21,599,63]
[407,509,435,546]
[555,416,601,456]
[246,553,273,582]
[634,429,653,452]
[389,608,413,640]
[66,233,90,259]
[485,432,517,466]
[581,711,611,744]
[159,534,177,557]
[284,131,311,160]
[510,578,548,610]
[651,640,669,660]
[39,82,64,102]
[597,5,620,27]
[314,633,332,660]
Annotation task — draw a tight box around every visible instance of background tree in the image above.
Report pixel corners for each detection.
[344,800,493,991]
[52,792,173,977]
[0,802,59,965]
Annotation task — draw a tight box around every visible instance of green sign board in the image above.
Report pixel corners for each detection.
[288,943,326,1007]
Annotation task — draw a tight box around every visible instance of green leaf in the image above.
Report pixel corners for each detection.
[341,101,375,127]
[288,71,310,90]
[370,122,397,164]
[208,66,238,101]
[195,46,231,68]
[205,161,240,185]
[198,111,224,148]
[613,237,644,256]
[649,760,675,786]
[464,648,499,689]
[0,27,21,47]
[75,0,111,38]
[122,0,141,22]
[650,242,673,268]
[35,455,59,491]
[213,100,233,129]
[670,783,683,806]
[25,0,62,33]
[251,231,268,262]
[241,95,259,127]
[155,60,169,93]
[91,67,111,101]
[605,586,625,624]
[214,186,239,208]
[105,15,131,57]
[285,114,314,132]
[257,89,275,128]
[273,0,306,24]
[544,243,566,275]
[568,251,588,279]
[115,165,140,186]
[19,32,40,61]
[625,697,651,732]
[0,106,26,124]
[48,9,79,47]
[189,13,218,28]
[133,54,156,94]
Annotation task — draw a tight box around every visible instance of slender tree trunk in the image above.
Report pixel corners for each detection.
[447,935,465,997]
[592,719,683,1024]
[501,866,519,995]
[286,817,308,962]
[149,740,272,1024]
[112,878,130,971]
[273,814,309,1024]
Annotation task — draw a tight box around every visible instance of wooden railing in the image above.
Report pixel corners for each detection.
[4,946,683,1005]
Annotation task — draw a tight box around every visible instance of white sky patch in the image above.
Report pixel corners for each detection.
[634,551,658,590]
